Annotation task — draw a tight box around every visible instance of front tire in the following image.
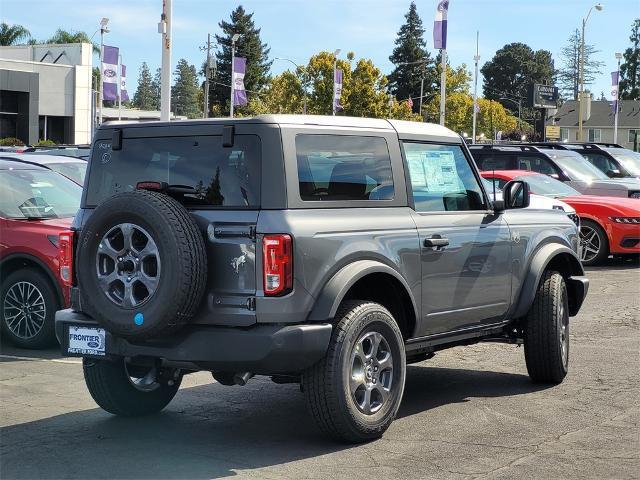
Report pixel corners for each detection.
[524,271,570,384]
[1,269,58,349]
[303,301,406,443]
[580,219,609,266]
[83,358,181,416]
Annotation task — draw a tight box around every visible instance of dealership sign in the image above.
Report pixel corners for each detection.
[531,84,559,109]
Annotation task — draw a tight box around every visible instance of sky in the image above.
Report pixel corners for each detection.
[2,0,637,101]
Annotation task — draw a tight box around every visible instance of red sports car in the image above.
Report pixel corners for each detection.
[0,159,81,348]
[481,170,640,266]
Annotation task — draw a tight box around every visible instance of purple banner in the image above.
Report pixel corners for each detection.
[333,68,343,112]
[232,57,248,107]
[611,70,619,114]
[433,0,449,50]
[121,64,129,103]
[102,45,119,102]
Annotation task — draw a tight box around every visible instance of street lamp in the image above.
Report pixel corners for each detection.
[614,52,622,143]
[274,57,308,114]
[578,3,603,141]
[332,49,341,116]
[230,33,241,117]
[98,18,109,126]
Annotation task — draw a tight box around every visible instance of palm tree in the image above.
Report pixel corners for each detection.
[0,23,31,46]
[47,29,99,53]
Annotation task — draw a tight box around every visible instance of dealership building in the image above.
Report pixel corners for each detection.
[0,43,93,145]
[546,98,640,151]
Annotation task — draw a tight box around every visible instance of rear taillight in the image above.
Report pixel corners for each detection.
[263,234,292,296]
[59,230,74,287]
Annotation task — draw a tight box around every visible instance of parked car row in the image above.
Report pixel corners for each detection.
[0,134,637,352]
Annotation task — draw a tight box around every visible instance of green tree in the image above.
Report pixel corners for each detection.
[481,43,555,108]
[0,23,30,46]
[388,2,436,113]
[620,19,640,100]
[133,62,158,110]
[172,59,201,118]
[209,6,272,114]
[46,29,99,53]
[305,51,353,115]
[558,29,605,99]
[151,67,162,109]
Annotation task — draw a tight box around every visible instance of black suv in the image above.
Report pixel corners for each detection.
[469,144,640,198]
[56,115,588,442]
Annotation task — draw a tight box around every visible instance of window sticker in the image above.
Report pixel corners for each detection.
[406,150,460,193]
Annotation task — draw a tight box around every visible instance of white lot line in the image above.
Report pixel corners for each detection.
[0,354,81,364]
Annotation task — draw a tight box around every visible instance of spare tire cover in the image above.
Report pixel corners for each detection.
[77,190,207,339]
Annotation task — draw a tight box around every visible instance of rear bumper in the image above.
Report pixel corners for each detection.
[55,309,332,374]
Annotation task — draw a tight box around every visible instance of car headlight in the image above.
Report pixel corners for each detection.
[629,192,640,199]
[609,217,640,224]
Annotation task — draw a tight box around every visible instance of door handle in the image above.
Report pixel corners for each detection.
[423,237,449,248]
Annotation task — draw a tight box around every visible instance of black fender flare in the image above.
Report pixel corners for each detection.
[512,243,587,319]
[0,253,65,307]
[308,259,419,323]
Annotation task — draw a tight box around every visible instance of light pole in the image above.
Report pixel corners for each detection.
[275,57,308,114]
[578,3,603,141]
[332,49,341,116]
[158,0,172,122]
[613,52,622,144]
[230,33,240,118]
[98,17,109,125]
[203,34,212,118]
[500,97,522,130]
[472,31,480,144]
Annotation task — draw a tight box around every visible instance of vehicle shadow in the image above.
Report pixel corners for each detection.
[0,365,545,479]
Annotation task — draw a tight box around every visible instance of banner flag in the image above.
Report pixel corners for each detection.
[102,45,119,102]
[120,64,129,103]
[611,71,619,114]
[333,68,343,112]
[232,57,248,107]
[433,0,449,49]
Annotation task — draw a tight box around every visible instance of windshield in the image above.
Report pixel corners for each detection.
[604,149,640,176]
[48,162,87,185]
[515,174,580,198]
[0,169,81,219]
[544,151,609,181]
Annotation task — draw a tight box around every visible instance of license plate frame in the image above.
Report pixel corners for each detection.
[67,325,106,356]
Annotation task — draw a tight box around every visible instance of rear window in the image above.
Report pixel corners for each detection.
[296,134,394,201]
[86,135,261,207]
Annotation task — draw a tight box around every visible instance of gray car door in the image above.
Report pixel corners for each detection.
[403,141,513,337]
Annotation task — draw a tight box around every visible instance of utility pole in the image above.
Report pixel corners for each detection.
[439,49,446,126]
[203,34,211,118]
[472,31,480,144]
[159,0,172,121]
[578,3,603,141]
[229,34,240,117]
[613,52,622,144]
[98,17,109,125]
[332,49,341,116]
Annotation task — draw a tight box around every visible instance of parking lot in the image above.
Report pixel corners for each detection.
[1,259,638,480]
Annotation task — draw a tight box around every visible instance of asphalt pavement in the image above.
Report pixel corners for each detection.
[1,258,638,479]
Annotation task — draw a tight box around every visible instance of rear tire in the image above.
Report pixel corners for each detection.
[579,219,609,266]
[83,358,181,416]
[1,269,58,349]
[524,271,569,384]
[303,301,406,443]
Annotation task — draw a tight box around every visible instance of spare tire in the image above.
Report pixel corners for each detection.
[77,190,207,339]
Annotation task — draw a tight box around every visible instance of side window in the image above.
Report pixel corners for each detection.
[295,134,394,201]
[403,142,486,212]
[583,152,616,174]
[478,154,513,171]
[518,155,556,175]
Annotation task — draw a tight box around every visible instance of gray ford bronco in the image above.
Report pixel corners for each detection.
[56,115,589,442]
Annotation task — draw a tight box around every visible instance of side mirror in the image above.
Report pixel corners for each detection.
[502,180,530,209]
[606,169,622,178]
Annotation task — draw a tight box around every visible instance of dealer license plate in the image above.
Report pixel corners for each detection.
[68,326,106,356]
